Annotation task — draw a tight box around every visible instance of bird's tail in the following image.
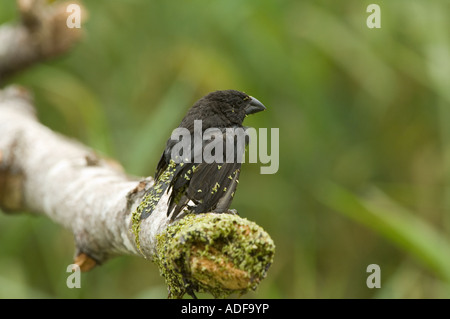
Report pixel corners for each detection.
[139,160,180,220]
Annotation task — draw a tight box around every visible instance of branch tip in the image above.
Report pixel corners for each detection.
[154,213,275,298]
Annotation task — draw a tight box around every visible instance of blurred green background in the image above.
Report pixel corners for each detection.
[1,0,450,298]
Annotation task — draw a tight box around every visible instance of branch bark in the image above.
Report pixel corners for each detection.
[0,0,83,83]
[0,0,275,298]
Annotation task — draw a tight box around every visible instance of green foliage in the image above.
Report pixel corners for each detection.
[1,0,450,298]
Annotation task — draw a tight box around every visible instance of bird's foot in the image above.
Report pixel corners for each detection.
[226,209,239,216]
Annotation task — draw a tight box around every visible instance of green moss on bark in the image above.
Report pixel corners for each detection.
[153,213,275,298]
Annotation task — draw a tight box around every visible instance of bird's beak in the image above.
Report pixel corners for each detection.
[244,96,266,115]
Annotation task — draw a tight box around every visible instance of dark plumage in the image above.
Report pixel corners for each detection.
[140,90,266,221]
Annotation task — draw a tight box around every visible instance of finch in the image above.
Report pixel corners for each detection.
[140,89,266,222]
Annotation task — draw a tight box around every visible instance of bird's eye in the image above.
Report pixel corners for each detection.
[243,96,250,101]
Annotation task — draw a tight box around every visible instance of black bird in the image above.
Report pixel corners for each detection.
[140,90,266,221]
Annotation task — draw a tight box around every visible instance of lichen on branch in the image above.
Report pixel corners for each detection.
[153,213,275,298]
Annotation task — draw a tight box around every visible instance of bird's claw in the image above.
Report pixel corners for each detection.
[226,209,239,215]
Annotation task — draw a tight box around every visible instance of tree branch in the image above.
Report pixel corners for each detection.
[0,0,84,83]
[0,86,275,297]
[0,0,275,298]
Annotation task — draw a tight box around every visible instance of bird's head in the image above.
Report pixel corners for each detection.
[182,90,266,130]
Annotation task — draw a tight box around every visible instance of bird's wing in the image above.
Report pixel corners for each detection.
[188,161,241,213]
[167,127,245,220]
